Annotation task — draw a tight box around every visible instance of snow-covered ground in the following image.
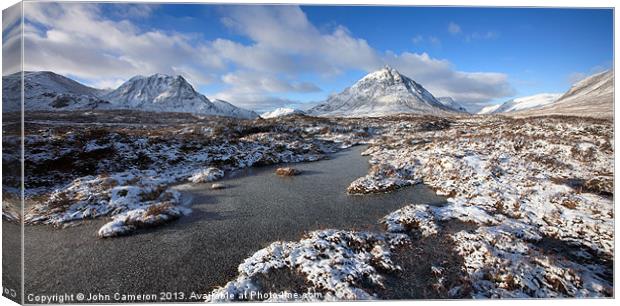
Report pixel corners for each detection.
[3,111,613,298]
[346,116,613,298]
[206,115,613,300]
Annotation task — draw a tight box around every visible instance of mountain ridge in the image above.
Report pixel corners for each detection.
[261,107,306,118]
[2,71,258,119]
[511,70,613,118]
[477,93,562,115]
[2,71,110,112]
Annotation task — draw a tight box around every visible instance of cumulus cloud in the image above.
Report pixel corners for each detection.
[383,51,514,104]
[2,4,22,75]
[13,2,515,110]
[212,90,300,112]
[21,2,224,87]
[217,5,380,75]
[214,70,321,111]
[221,71,320,94]
[107,3,158,19]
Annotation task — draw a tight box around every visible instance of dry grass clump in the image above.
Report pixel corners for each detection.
[47,192,73,211]
[275,167,301,176]
[144,202,173,217]
[583,178,613,197]
[140,186,167,201]
[560,198,579,210]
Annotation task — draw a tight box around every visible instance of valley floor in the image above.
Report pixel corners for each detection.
[2,111,614,301]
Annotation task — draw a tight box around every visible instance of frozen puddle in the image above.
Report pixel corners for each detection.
[24,145,446,299]
[181,145,446,234]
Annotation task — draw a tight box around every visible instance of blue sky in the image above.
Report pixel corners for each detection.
[13,3,613,111]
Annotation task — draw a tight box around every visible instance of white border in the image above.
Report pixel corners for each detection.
[0,1,617,306]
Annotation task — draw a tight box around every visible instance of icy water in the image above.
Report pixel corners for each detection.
[24,145,446,301]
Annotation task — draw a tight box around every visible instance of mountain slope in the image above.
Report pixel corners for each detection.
[513,70,613,118]
[309,66,457,117]
[103,74,258,118]
[437,96,469,113]
[260,107,305,118]
[480,93,561,114]
[477,104,501,115]
[210,99,260,119]
[2,71,109,112]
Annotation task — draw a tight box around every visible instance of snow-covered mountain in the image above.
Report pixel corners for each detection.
[437,96,469,113]
[2,71,258,119]
[512,70,613,118]
[308,66,458,117]
[2,71,110,112]
[210,99,260,119]
[260,107,305,118]
[479,93,561,115]
[477,104,502,115]
[537,70,613,117]
[103,74,258,118]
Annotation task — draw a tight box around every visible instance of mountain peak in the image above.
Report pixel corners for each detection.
[381,64,397,73]
[309,66,459,117]
[364,65,404,83]
[102,73,259,118]
[129,73,186,84]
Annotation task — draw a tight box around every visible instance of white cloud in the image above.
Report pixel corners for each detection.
[107,3,157,19]
[221,70,320,94]
[88,78,126,90]
[212,91,299,112]
[216,5,380,75]
[384,51,514,104]
[411,35,423,44]
[22,2,224,87]
[215,70,321,111]
[448,22,462,35]
[14,2,515,110]
[2,4,22,75]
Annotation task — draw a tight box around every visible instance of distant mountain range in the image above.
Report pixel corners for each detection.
[477,93,562,114]
[478,70,613,118]
[3,68,612,119]
[512,70,613,118]
[260,107,306,118]
[308,66,467,117]
[2,71,259,119]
